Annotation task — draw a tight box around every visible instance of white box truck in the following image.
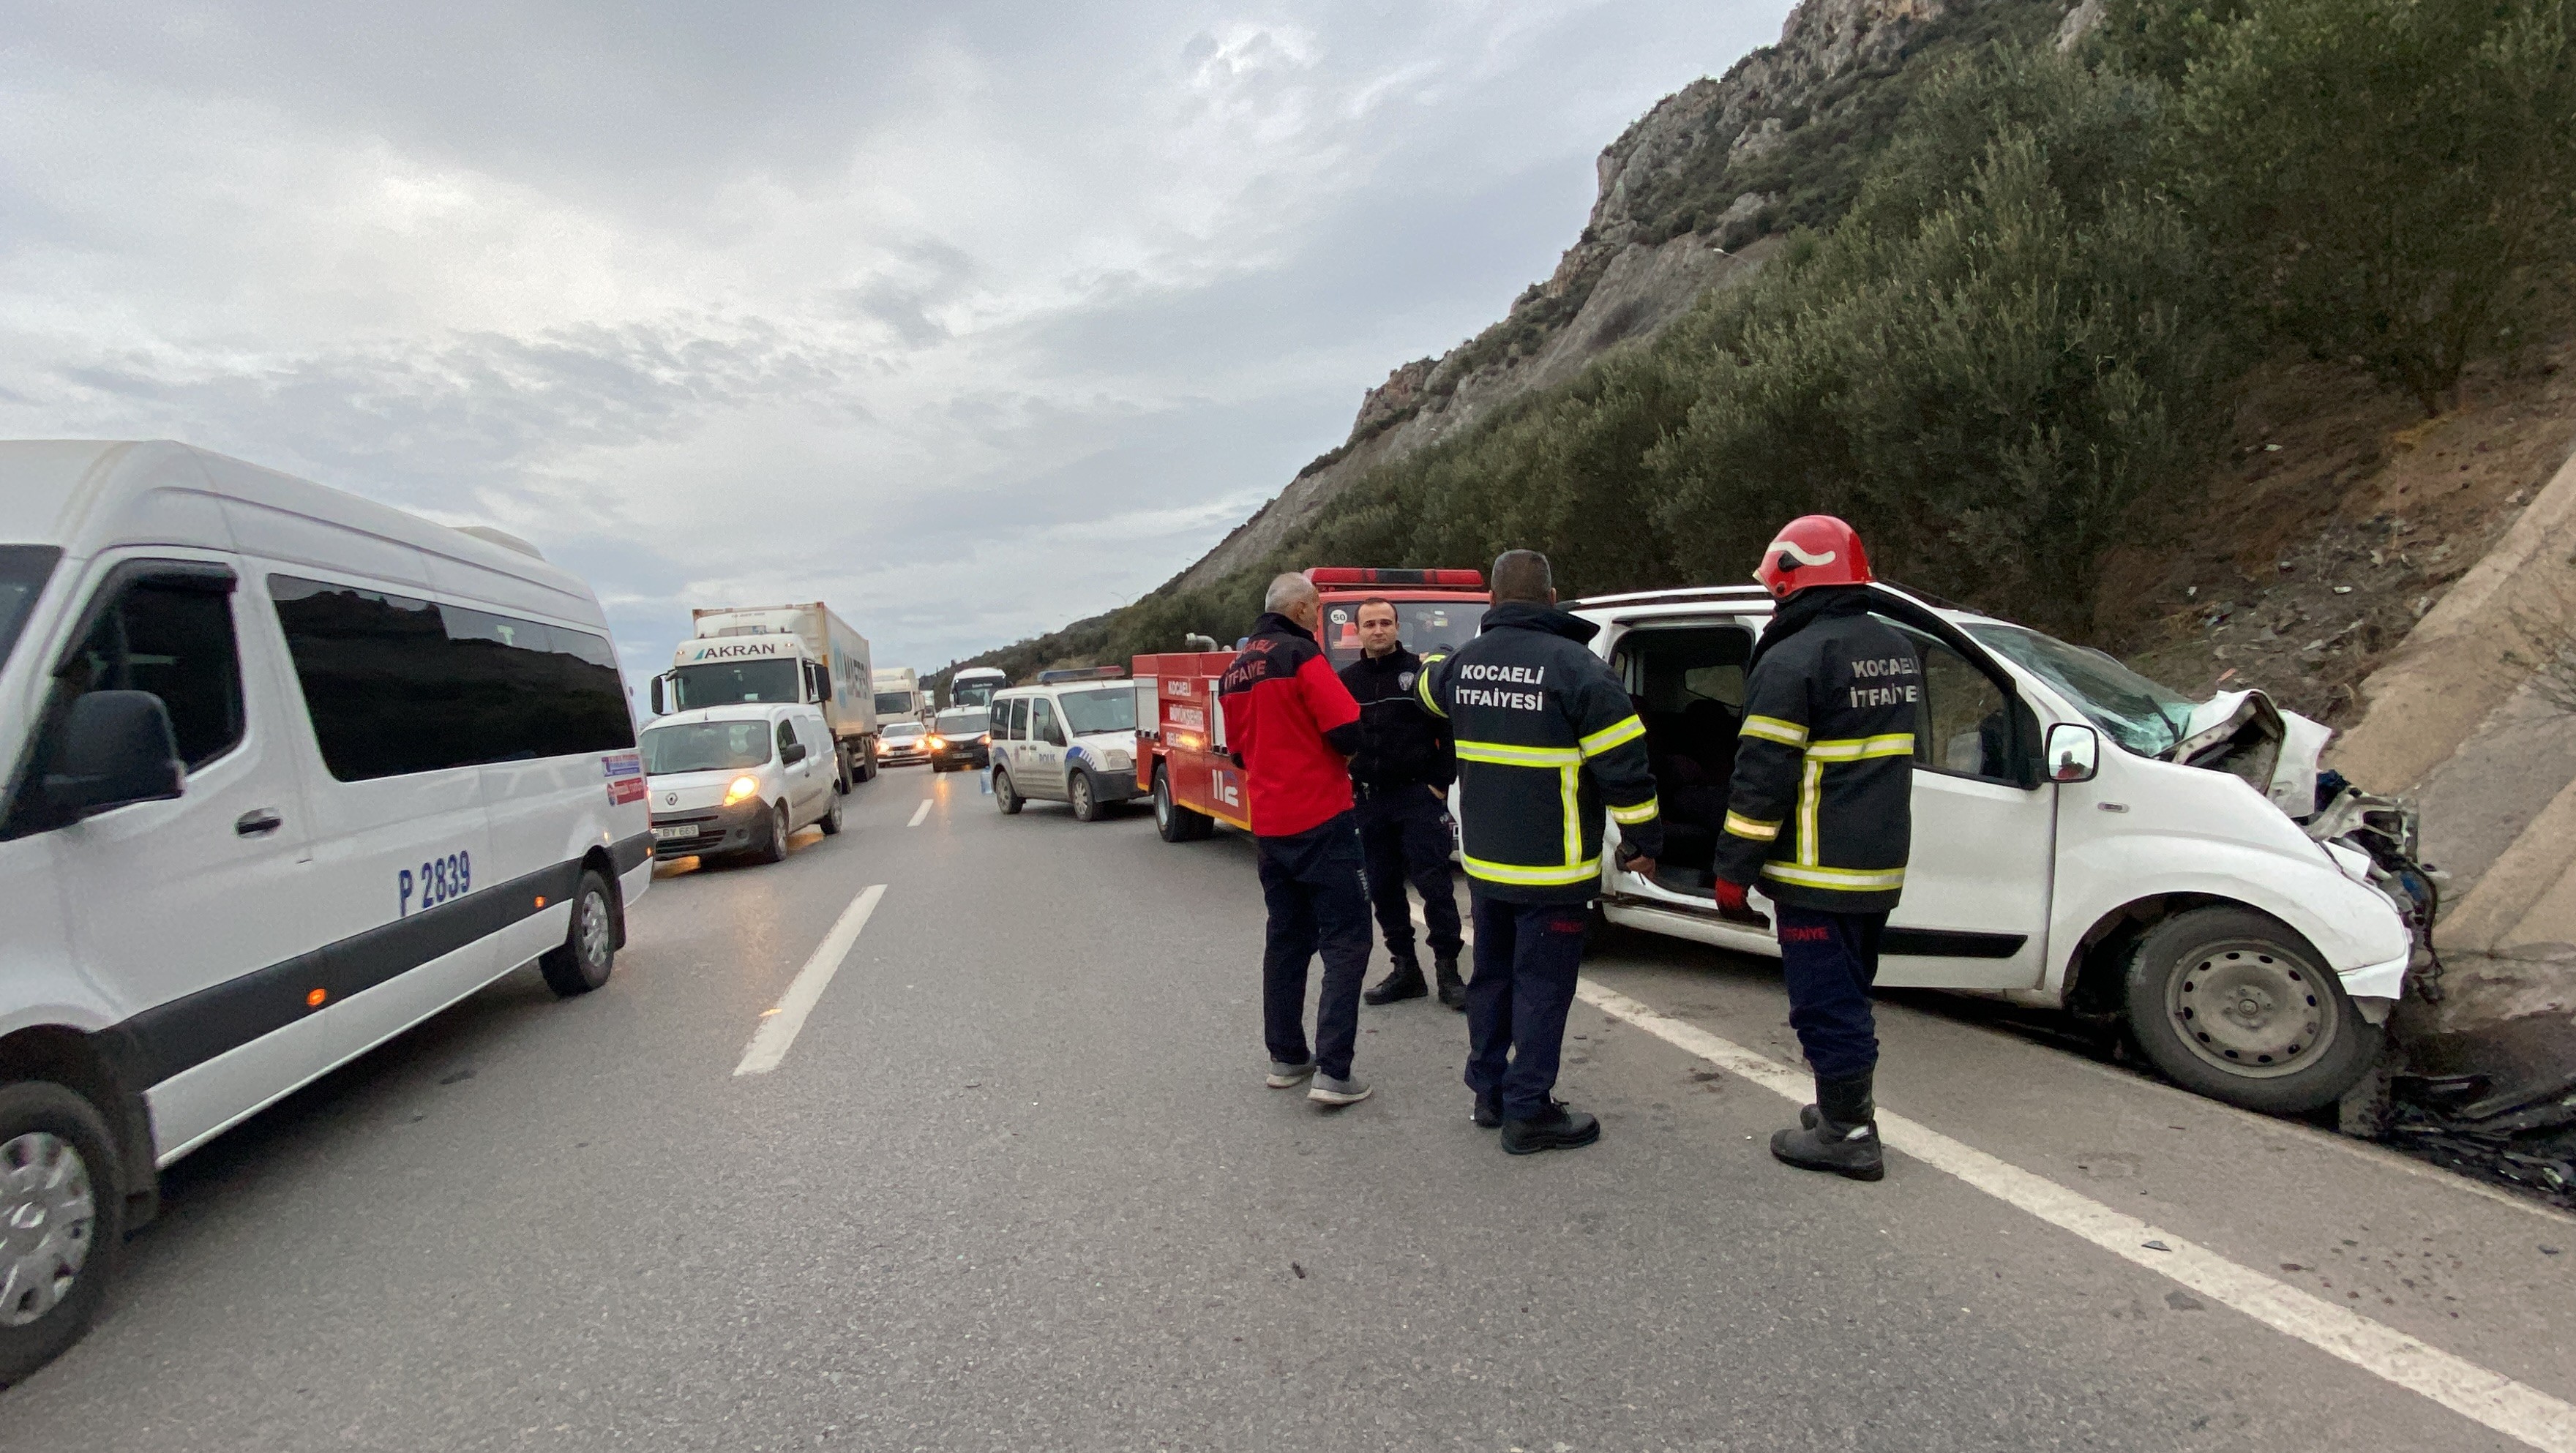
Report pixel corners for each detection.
[872,666,929,724]
[651,603,879,789]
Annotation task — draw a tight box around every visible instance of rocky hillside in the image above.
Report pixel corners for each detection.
[1165,0,2069,594]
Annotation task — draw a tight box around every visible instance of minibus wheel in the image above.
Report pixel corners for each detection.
[539,868,618,996]
[2122,906,2376,1114]
[995,769,1023,815]
[0,1082,124,1386]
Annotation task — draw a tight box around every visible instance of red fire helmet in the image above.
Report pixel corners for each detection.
[1752,514,1873,599]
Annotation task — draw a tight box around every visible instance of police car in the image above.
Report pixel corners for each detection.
[989,667,1143,822]
[0,440,651,1381]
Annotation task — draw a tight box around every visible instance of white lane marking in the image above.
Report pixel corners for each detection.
[1575,980,2576,1452]
[907,799,932,827]
[734,884,886,1077]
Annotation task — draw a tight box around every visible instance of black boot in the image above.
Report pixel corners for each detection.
[1363,953,1429,1005]
[1434,953,1467,1010]
[1501,1100,1600,1155]
[1471,1089,1503,1129]
[1770,1073,1883,1182]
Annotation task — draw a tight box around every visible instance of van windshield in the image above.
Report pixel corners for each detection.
[935,708,989,737]
[1058,687,1136,735]
[0,547,60,677]
[641,720,774,773]
[671,658,801,709]
[1963,623,2196,757]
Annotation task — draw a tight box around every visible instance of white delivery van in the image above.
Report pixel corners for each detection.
[988,669,1142,822]
[1565,581,2426,1115]
[640,702,842,863]
[0,440,652,1381]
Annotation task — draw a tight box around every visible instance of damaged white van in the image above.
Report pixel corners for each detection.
[1576,582,2428,1115]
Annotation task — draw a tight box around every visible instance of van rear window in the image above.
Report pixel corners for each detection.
[269,575,634,781]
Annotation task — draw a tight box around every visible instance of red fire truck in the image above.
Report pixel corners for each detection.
[1133,567,1488,842]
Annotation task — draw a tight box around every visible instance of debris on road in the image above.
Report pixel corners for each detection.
[2387,1069,2576,1209]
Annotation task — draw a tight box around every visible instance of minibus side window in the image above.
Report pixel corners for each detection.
[270,575,634,781]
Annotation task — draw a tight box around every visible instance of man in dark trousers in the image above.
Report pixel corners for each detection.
[1221,571,1374,1107]
[1341,597,1467,1010]
[1711,515,1917,1182]
[1415,551,1663,1153]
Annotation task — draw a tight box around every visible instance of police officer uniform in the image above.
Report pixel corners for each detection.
[1712,516,1917,1182]
[1339,642,1464,1007]
[1417,599,1662,1153]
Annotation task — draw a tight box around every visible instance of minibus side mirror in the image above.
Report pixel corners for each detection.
[2045,721,2100,784]
[650,675,667,716]
[47,691,186,819]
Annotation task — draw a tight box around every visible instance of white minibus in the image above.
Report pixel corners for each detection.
[0,441,651,1381]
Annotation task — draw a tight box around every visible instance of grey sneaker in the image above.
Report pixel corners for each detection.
[1265,1059,1317,1088]
[1308,1073,1372,1106]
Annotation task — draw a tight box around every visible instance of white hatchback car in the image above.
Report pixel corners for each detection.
[641,703,842,863]
[1562,581,2425,1115]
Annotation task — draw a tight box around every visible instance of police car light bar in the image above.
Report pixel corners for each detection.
[1304,567,1486,587]
[1036,665,1127,683]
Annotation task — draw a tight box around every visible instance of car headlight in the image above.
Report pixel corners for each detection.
[926,735,946,750]
[1104,749,1132,770]
[978,732,990,744]
[724,774,762,806]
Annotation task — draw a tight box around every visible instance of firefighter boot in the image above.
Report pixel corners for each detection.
[1770,1073,1884,1182]
[1363,952,1429,1005]
[1434,953,1467,1010]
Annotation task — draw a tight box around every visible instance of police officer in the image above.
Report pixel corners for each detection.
[1417,551,1662,1154]
[1710,515,1917,1182]
[1341,597,1467,1010]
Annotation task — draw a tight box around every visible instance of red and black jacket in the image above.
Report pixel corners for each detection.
[1220,612,1363,838]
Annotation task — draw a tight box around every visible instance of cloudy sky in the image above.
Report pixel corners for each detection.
[0,1,1787,683]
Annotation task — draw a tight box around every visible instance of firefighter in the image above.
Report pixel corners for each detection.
[1341,597,1467,1010]
[1711,515,1917,1182]
[1416,550,1662,1154]
[1221,572,1374,1108]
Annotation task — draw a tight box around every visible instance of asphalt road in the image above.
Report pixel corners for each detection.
[10,767,2574,1450]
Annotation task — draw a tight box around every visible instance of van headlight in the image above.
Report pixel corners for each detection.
[1104,749,1132,770]
[724,774,762,806]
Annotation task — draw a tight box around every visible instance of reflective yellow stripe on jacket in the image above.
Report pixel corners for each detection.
[1609,796,1660,825]
[1759,862,1907,891]
[1578,714,1645,757]
[1803,733,1914,762]
[1723,811,1778,841]
[1461,854,1603,887]
[1740,714,1808,748]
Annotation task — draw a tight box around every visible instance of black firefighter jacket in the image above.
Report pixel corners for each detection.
[1338,646,1456,793]
[1417,602,1663,904]
[1712,586,1918,914]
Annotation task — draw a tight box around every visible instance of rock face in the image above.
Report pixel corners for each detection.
[1170,0,2001,593]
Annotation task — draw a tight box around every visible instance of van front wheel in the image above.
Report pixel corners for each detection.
[2122,906,2375,1115]
[0,1082,124,1387]
[538,868,617,996]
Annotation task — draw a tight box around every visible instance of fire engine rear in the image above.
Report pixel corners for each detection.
[1134,568,1487,843]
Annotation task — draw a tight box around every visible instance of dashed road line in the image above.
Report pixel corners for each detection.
[907,799,932,827]
[734,884,885,1076]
